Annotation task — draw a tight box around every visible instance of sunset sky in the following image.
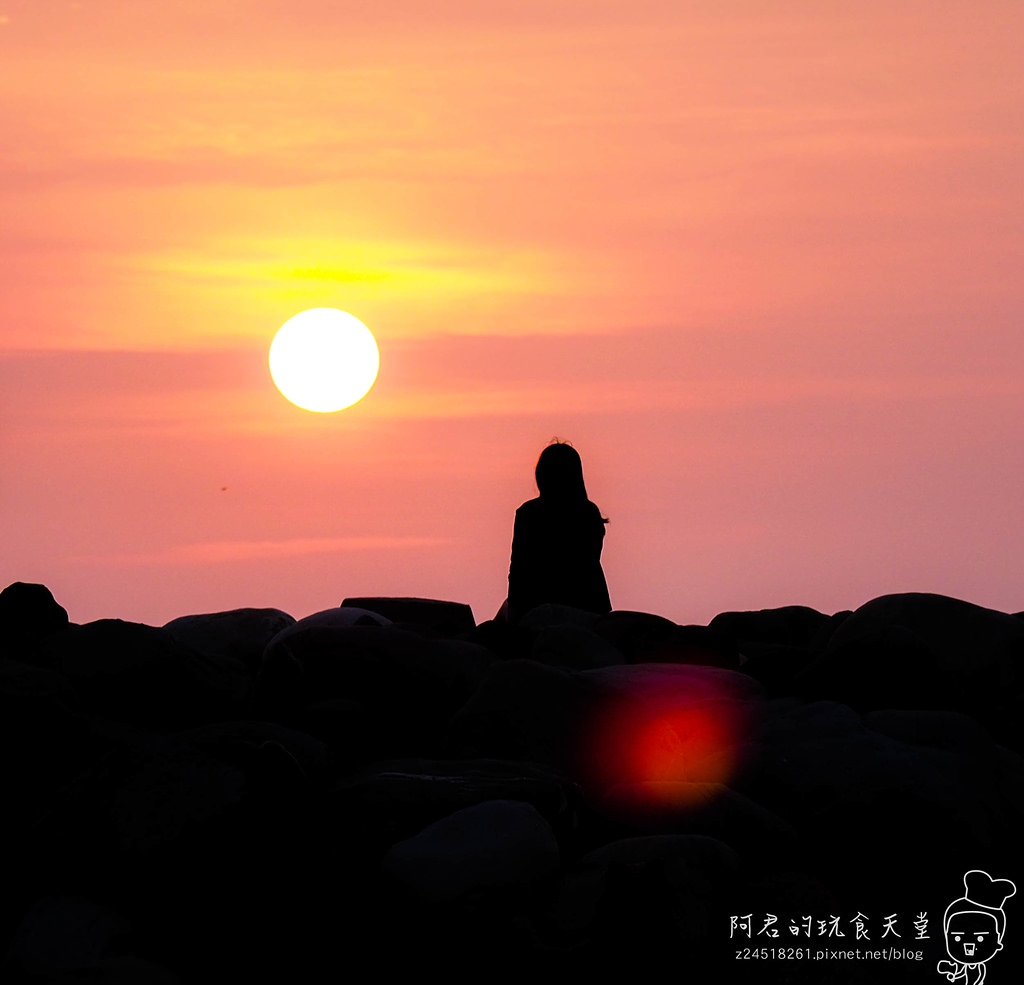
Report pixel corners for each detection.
[2,1,1023,628]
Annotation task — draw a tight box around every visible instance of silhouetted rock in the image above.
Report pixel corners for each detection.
[267,605,391,643]
[793,593,1024,743]
[0,657,99,812]
[519,603,602,631]
[6,895,131,980]
[463,616,535,662]
[4,582,1021,981]
[446,658,602,766]
[595,611,741,668]
[448,660,761,800]
[709,604,842,650]
[594,609,677,650]
[707,605,850,689]
[585,661,762,704]
[327,757,581,858]
[163,607,295,676]
[0,581,69,662]
[31,725,326,982]
[531,624,626,669]
[38,619,250,730]
[258,624,495,761]
[382,799,560,901]
[176,719,332,780]
[341,596,475,636]
[548,834,740,957]
[732,696,1024,897]
[598,782,799,860]
[734,643,818,696]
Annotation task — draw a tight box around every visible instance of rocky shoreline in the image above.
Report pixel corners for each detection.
[1,583,1021,982]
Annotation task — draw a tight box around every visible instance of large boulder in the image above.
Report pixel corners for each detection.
[596,781,798,858]
[6,895,133,980]
[593,610,678,657]
[518,603,603,632]
[463,617,535,662]
[445,659,605,768]
[341,597,475,636]
[266,606,391,644]
[793,593,1024,743]
[0,657,95,807]
[327,758,581,858]
[530,624,626,669]
[595,610,740,668]
[0,582,69,662]
[447,660,762,804]
[258,624,495,761]
[708,605,850,692]
[163,607,295,676]
[733,697,1024,898]
[467,605,624,667]
[175,719,332,782]
[548,834,741,957]
[30,725,327,981]
[381,799,560,902]
[708,604,844,651]
[38,620,251,731]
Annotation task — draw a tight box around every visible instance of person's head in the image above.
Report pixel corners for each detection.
[535,440,587,501]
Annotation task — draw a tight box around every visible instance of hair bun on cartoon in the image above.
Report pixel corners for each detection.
[964,870,1017,909]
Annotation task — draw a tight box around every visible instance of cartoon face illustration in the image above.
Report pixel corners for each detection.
[945,911,1003,964]
[938,870,1015,982]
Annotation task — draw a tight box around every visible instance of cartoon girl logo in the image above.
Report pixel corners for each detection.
[937,870,1016,984]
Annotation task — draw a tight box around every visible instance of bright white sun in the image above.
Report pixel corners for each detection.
[269,308,380,412]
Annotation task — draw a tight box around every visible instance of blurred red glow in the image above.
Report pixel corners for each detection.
[573,669,754,812]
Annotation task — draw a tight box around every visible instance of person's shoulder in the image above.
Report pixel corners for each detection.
[513,499,544,537]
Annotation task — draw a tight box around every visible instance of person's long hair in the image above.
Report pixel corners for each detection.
[534,440,609,522]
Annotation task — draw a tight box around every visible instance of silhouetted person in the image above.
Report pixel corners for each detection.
[506,441,611,623]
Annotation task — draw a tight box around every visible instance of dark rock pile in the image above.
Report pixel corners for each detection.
[1,584,1021,982]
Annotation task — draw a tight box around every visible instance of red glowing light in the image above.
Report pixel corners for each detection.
[572,665,757,816]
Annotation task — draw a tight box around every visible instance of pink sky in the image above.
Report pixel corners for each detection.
[2,1,1023,626]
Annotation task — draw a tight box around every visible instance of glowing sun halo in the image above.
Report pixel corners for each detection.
[269,308,380,412]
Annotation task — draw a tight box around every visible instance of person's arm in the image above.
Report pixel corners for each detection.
[508,507,528,581]
[508,506,535,622]
[510,502,555,620]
